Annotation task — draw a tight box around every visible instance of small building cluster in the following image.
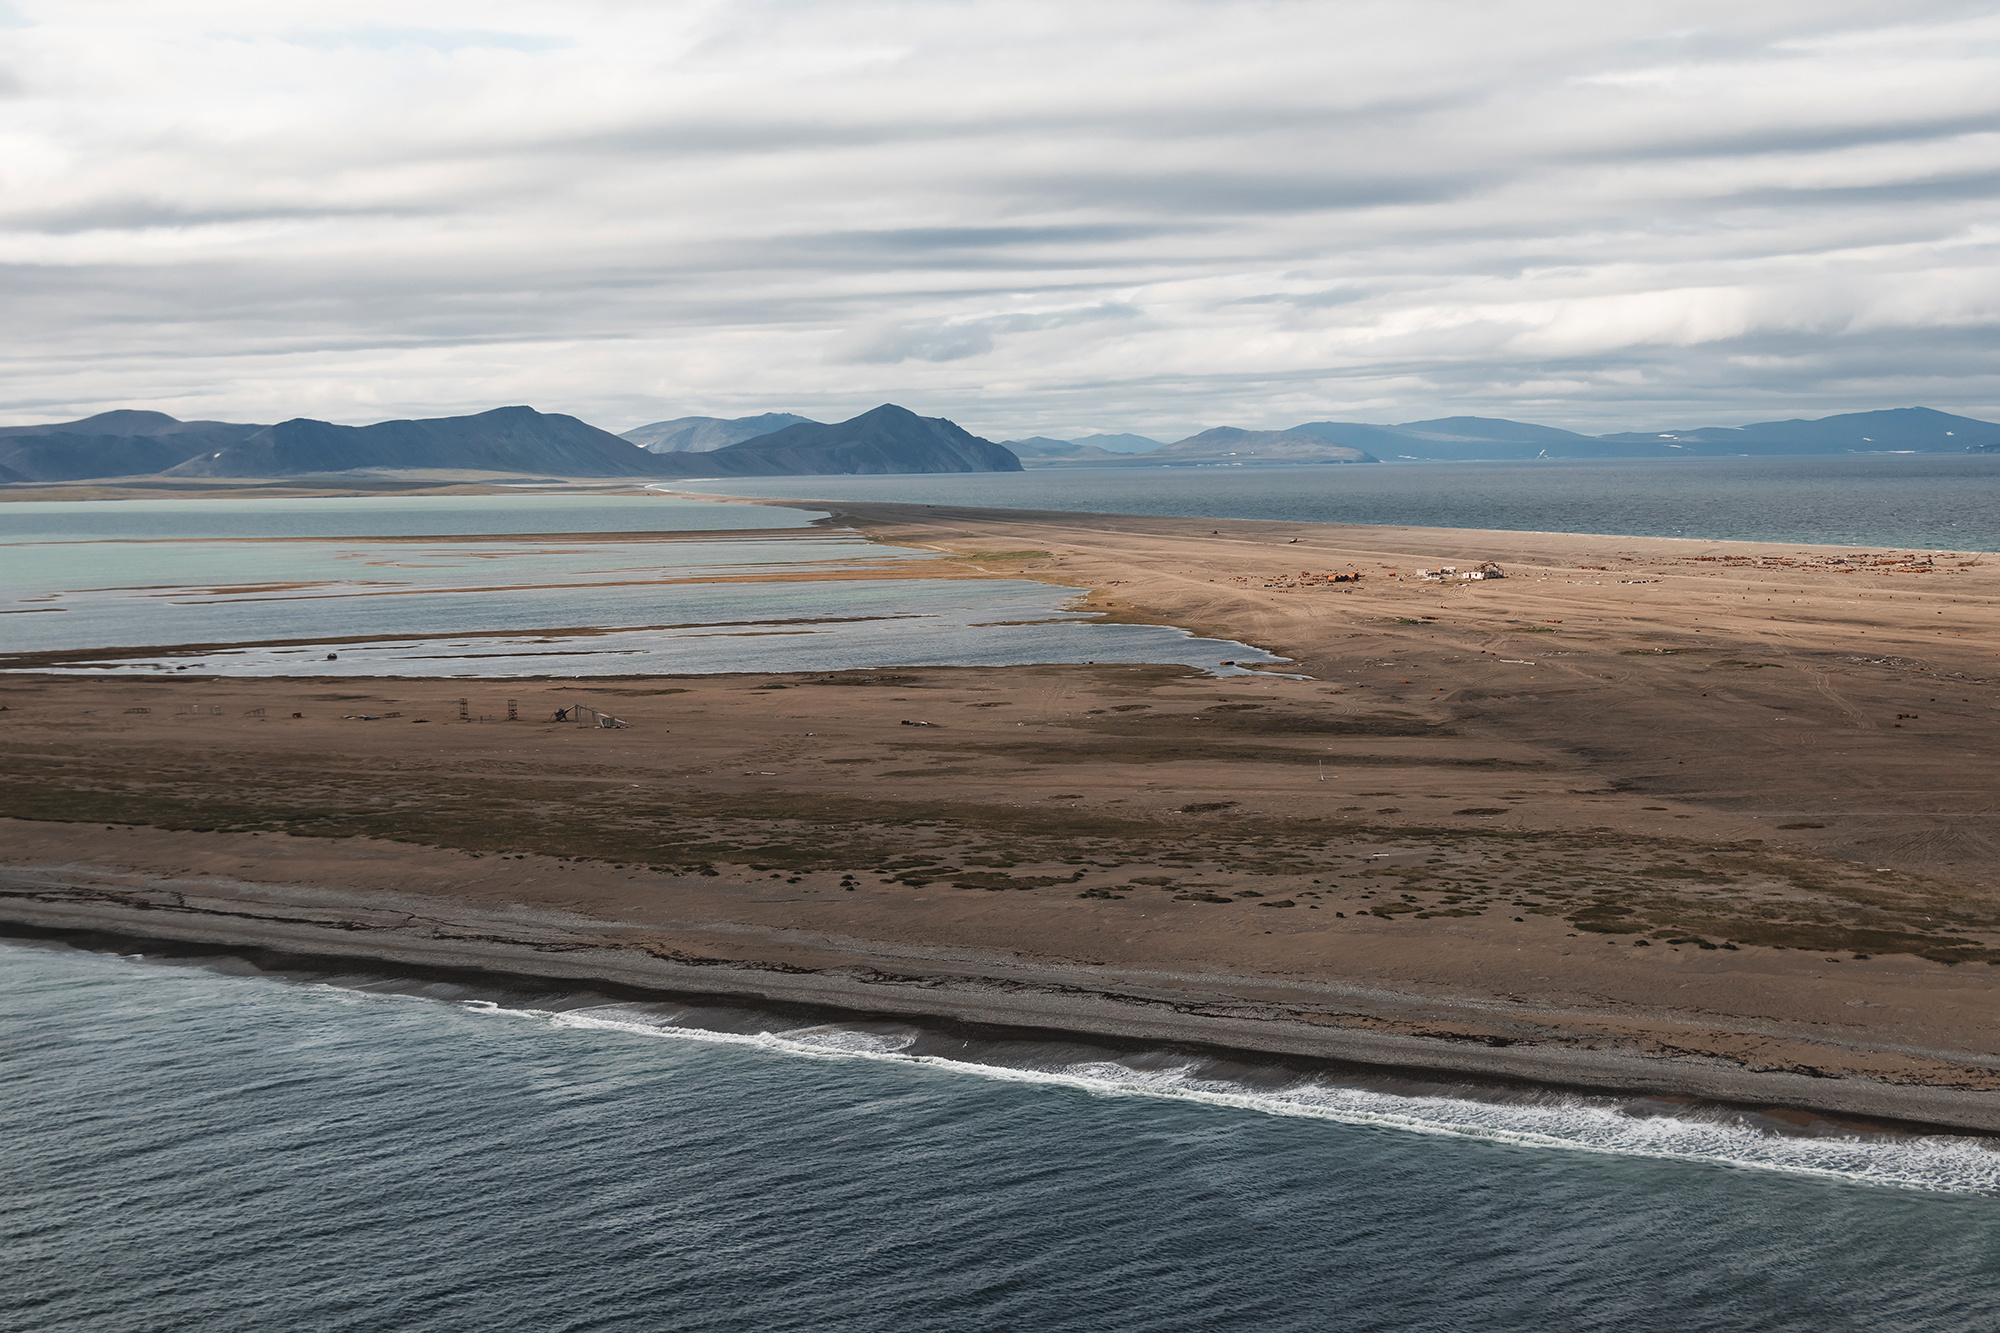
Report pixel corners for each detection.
[1238,571,1369,589]
[1417,562,1505,582]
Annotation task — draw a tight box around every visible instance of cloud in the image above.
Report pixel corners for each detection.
[832,302,1143,364]
[1577,111,2000,164]
[835,323,996,365]
[282,26,574,53]
[0,0,1997,436]
[1000,170,1491,216]
[0,197,432,235]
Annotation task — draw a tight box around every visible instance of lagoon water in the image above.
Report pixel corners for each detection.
[4,938,1997,1333]
[0,493,822,542]
[695,454,2000,552]
[0,494,1280,677]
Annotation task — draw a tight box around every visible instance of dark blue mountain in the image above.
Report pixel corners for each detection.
[1598,407,2000,455]
[0,410,265,480]
[166,406,656,477]
[653,404,1020,475]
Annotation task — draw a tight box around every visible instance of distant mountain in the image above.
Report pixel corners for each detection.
[1072,433,1164,453]
[651,404,1021,476]
[1598,407,2000,455]
[1002,436,1124,460]
[1287,408,2000,459]
[0,408,260,442]
[1286,416,1628,460]
[622,412,817,453]
[165,406,660,478]
[0,410,266,481]
[1400,416,1596,444]
[1147,427,1374,464]
[1013,425,1374,467]
[1285,421,1460,456]
[13,401,1995,483]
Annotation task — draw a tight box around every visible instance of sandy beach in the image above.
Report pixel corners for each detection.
[4,497,1997,1130]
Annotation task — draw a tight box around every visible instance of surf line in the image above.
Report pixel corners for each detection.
[443,998,2000,1197]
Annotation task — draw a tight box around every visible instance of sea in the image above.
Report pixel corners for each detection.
[5,459,1999,1329]
[4,937,1998,1333]
[690,453,2000,553]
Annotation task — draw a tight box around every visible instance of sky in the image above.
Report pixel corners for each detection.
[3,0,1999,440]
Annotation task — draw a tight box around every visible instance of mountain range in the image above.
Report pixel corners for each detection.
[648,404,1020,476]
[1594,407,1997,456]
[0,404,1024,482]
[165,407,659,478]
[1004,406,2000,466]
[4,403,1997,484]
[1280,407,2000,461]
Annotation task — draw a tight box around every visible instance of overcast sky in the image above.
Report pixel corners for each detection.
[4,0,1998,438]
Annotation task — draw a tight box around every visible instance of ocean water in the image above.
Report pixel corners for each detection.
[686,454,2000,552]
[0,492,822,541]
[0,495,1281,677]
[4,938,1997,1333]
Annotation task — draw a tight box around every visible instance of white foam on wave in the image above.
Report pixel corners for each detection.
[451,999,2000,1197]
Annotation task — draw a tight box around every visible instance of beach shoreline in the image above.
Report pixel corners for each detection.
[5,852,1996,1136]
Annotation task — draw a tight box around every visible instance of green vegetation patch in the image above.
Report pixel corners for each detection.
[6,739,1995,966]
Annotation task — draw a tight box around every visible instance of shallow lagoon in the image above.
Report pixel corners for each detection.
[0,492,820,541]
[0,494,1281,677]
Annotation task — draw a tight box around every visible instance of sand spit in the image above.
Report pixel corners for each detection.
[3,498,1998,1128]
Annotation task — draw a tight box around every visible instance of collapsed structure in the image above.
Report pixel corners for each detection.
[1418,562,1505,582]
